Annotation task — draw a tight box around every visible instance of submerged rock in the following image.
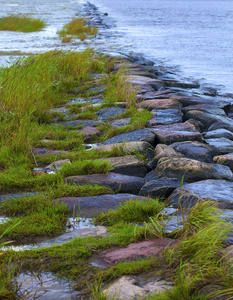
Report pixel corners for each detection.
[65,172,145,194]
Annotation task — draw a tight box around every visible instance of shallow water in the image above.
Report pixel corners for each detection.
[17,272,79,299]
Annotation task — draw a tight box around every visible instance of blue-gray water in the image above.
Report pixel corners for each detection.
[0,0,233,93]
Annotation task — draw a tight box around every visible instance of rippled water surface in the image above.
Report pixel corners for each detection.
[90,0,233,93]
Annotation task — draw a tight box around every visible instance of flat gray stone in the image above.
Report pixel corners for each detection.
[150,121,202,145]
[155,157,233,183]
[204,138,233,154]
[101,129,155,146]
[203,129,233,140]
[65,172,145,194]
[96,107,126,120]
[55,194,146,217]
[97,155,150,177]
[169,179,233,209]
[111,118,131,128]
[139,178,182,199]
[169,141,218,163]
[182,104,227,117]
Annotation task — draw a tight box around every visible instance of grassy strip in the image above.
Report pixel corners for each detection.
[0,15,45,32]
[58,17,98,42]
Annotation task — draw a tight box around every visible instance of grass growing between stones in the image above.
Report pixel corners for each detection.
[0,15,45,32]
[58,17,98,42]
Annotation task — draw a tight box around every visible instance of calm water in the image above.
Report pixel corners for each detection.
[0,0,233,93]
[90,0,233,93]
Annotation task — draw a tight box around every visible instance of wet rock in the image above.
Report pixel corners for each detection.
[138,98,182,111]
[44,159,71,172]
[146,109,183,126]
[95,238,175,266]
[137,89,174,101]
[203,129,233,140]
[55,194,146,217]
[149,144,184,169]
[155,157,233,183]
[139,178,181,198]
[204,138,233,154]
[144,171,159,182]
[32,148,70,156]
[172,95,230,109]
[163,80,200,89]
[150,121,202,145]
[61,119,99,128]
[213,153,233,171]
[94,141,155,160]
[169,141,218,163]
[184,110,233,129]
[182,104,226,117]
[97,155,150,177]
[208,121,233,132]
[111,118,131,128]
[79,126,101,142]
[126,75,165,90]
[169,179,233,209]
[95,107,126,120]
[101,128,156,146]
[103,276,173,300]
[65,172,144,194]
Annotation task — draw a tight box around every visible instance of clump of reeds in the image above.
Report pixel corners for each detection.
[58,17,98,42]
[0,15,45,32]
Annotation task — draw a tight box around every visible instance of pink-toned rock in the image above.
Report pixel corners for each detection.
[79,126,101,142]
[150,121,202,144]
[126,75,164,90]
[94,238,175,266]
[138,99,182,111]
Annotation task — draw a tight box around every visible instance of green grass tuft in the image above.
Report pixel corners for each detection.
[0,15,45,32]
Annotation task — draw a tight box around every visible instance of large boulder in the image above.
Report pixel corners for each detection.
[65,172,145,194]
[154,157,233,183]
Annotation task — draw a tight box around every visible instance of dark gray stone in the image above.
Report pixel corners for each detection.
[144,171,159,183]
[182,104,226,117]
[65,172,145,194]
[169,179,233,209]
[61,119,99,128]
[169,141,219,163]
[96,107,126,120]
[146,109,183,126]
[101,129,155,146]
[111,118,131,128]
[203,129,233,140]
[55,194,146,217]
[139,178,182,199]
[204,138,233,154]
